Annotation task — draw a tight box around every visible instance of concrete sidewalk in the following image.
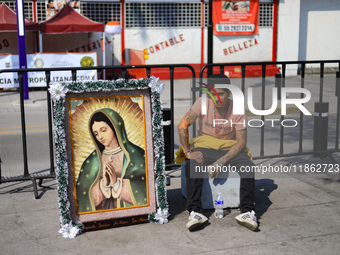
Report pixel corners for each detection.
[1,154,340,255]
[0,84,340,254]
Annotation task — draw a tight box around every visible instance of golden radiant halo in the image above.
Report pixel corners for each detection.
[69,96,146,181]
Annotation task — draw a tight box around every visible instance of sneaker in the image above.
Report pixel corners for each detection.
[186,211,208,231]
[235,210,258,231]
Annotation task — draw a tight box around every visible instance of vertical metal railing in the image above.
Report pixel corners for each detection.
[0,64,196,196]
[260,65,266,157]
[169,67,175,164]
[0,61,339,198]
[241,65,246,93]
[298,63,305,153]
[199,60,340,161]
[18,71,29,177]
[336,71,340,150]
[279,63,286,155]
[46,71,55,179]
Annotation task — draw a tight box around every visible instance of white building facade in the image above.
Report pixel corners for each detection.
[1,0,339,77]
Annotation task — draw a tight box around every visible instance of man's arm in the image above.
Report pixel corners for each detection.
[220,129,247,164]
[178,110,197,154]
[209,129,247,178]
[178,110,204,163]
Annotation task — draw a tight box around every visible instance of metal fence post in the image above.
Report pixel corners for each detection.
[162,108,172,166]
[313,102,329,157]
[275,73,281,100]
[336,71,340,150]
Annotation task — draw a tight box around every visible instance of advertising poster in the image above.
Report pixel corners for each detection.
[0,52,97,88]
[213,0,259,35]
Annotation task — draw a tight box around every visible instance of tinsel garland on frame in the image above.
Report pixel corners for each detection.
[49,77,168,238]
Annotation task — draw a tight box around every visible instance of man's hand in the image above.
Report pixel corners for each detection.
[209,129,247,179]
[209,158,223,179]
[187,151,204,164]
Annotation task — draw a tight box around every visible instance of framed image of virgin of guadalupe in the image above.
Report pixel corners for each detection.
[49,78,168,238]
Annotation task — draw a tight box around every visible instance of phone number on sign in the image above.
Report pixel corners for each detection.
[292,164,339,173]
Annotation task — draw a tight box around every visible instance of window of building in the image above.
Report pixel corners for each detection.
[36,1,47,22]
[125,2,201,28]
[3,0,34,21]
[80,2,121,24]
[259,3,273,27]
[204,2,209,27]
[3,0,48,22]
[2,1,121,24]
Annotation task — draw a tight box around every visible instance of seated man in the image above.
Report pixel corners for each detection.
[177,74,257,231]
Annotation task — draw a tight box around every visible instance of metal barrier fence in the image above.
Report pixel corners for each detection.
[0,64,195,198]
[198,60,340,162]
[1,61,339,198]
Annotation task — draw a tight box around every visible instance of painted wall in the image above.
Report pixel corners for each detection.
[2,1,340,77]
[123,26,273,66]
[299,0,340,68]
[277,0,301,75]
[212,27,273,63]
[278,0,340,74]
[125,28,200,65]
[1,1,275,78]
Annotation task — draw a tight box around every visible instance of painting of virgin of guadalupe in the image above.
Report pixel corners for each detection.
[69,96,150,215]
[76,108,147,213]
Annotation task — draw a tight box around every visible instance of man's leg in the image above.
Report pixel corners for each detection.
[185,158,208,231]
[185,159,204,213]
[226,151,255,213]
[227,151,257,231]
[197,149,256,213]
[185,148,219,213]
[197,148,258,231]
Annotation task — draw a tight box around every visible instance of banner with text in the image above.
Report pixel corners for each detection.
[0,52,97,88]
[213,0,259,35]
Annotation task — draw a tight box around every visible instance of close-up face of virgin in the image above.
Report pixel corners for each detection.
[92,121,116,149]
